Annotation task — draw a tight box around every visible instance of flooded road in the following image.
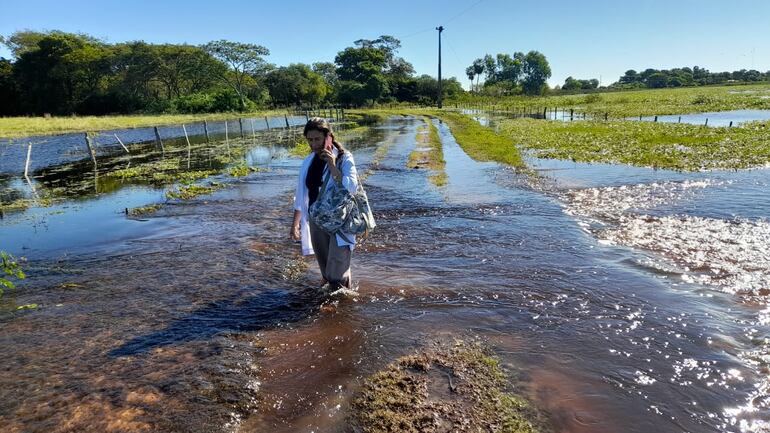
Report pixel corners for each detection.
[1,116,770,432]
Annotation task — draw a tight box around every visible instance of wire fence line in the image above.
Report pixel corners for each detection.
[0,110,348,176]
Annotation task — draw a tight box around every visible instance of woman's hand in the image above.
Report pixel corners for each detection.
[319,149,336,167]
[321,149,342,181]
[290,210,301,241]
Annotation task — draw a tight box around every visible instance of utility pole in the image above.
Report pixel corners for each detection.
[436,25,444,109]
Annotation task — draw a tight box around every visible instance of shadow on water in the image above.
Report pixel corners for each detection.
[4,115,770,433]
[109,287,325,357]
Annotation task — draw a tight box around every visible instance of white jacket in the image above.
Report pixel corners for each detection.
[293,148,359,255]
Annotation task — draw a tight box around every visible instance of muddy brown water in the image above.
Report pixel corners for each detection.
[1,116,770,432]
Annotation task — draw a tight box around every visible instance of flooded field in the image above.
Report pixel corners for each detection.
[1,116,770,432]
[637,109,770,127]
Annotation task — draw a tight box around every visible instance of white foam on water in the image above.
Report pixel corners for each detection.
[562,179,770,296]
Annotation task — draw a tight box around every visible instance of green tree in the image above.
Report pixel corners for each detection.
[312,62,338,87]
[0,58,19,115]
[110,42,164,111]
[646,72,668,88]
[265,63,329,106]
[465,65,476,91]
[350,35,414,102]
[483,54,497,81]
[156,44,225,100]
[563,76,581,90]
[521,50,551,95]
[12,31,113,114]
[202,40,270,111]
[619,69,639,84]
[335,46,388,105]
[470,58,485,90]
[495,52,524,85]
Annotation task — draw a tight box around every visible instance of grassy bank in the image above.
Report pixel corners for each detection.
[431,111,525,168]
[348,109,527,169]
[450,83,770,118]
[0,110,290,139]
[499,118,770,171]
[408,117,447,186]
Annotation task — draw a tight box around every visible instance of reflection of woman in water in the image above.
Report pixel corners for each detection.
[290,118,359,290]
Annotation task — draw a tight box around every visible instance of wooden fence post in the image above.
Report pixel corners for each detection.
[265,116,271,130]
[224,120,231,159]
[284,114,290,128]
[203,120,210,142]
[239,118,245,138]
[84,133,97,168]
[154,126,165,154]
[114,134,130,153]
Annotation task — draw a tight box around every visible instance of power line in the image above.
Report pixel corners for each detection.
[443,0,485,24]
[397,0,485,41]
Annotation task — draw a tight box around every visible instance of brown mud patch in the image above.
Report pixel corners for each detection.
[350,340,549,433]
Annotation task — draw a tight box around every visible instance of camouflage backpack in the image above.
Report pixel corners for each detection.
[309,159,376,238]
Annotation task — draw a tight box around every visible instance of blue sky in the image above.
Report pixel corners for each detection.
[1,0,769,89]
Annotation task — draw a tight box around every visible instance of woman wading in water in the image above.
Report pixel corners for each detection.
[291,118,359,290]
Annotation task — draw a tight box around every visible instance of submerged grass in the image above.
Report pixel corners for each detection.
[349,108,527,169]
[407,117,447,186]
[0,110,290,139]
[451,83,770,118]
[127,204,162,217]
[500,117,770,170]
[351,107,770,171]
[431,111,526,168]
[165,183,222,200]
[351,340,547,433]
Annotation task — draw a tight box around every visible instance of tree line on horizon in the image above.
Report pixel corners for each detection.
[611,66,770,89]
[1,30,768,117]
[0,31,463,116]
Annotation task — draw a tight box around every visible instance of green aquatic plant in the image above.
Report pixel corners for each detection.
[1,251,25,297]
[449,83,770,118]
[228,164,262,177]
[498,118,770,171]
[351,340,546,433]
[153,169,219,184]
[408,118,447,187]
[127,204,162,216]
[166,183,221,200]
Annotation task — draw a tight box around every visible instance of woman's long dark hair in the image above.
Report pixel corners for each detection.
[303,117,346,155]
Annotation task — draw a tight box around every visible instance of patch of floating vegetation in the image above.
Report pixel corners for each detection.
[351,340,547,433]
[408,117,447,187]
[126,204,162,217]
[448,83,770,118]
[228,164,263,177]
[165,183,222,200]
[499,118,770,171]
